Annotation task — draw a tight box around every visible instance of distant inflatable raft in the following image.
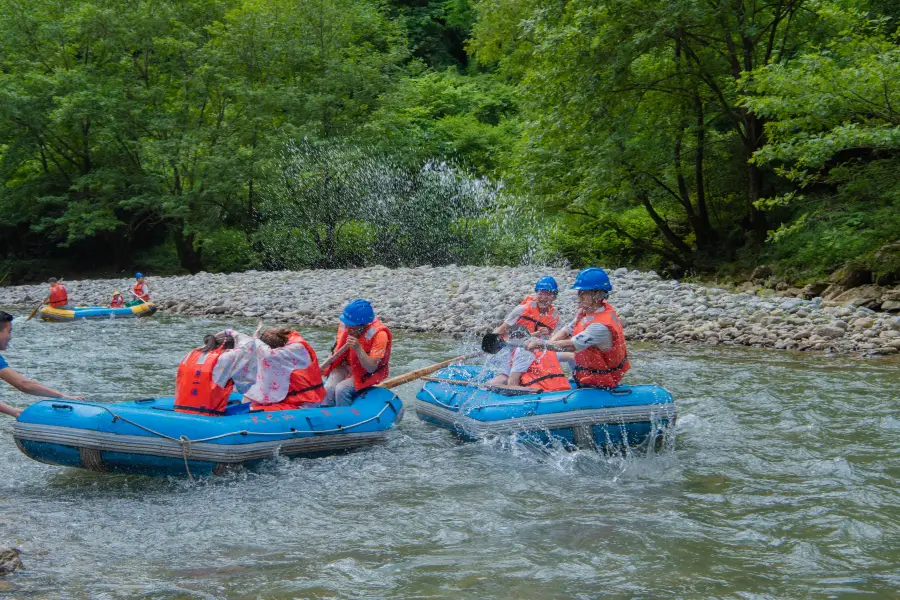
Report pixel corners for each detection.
[39,302,158,321]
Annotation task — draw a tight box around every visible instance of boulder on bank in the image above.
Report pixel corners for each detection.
[0,546,22,575]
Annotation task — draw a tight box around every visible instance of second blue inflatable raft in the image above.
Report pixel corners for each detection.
[14,389,403,478]
[415,366,676,451]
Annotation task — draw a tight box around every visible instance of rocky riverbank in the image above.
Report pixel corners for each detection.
[2,266,899,356]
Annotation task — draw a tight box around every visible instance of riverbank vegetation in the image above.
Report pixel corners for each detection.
[1,0,899,286]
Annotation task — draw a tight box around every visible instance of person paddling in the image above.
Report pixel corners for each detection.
[527,268,630,389]
[132,273,151,302]
[320,299,392,407]
[43,278,73,310]
[0,311,84,418]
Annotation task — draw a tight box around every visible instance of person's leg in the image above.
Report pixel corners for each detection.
[332,378,358,407]
[323,365,350,406]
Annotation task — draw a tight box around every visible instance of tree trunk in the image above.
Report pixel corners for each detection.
[171,224,203,274]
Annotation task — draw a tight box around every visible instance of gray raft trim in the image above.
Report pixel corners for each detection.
[413,400,677,437]
[13,422,390,464]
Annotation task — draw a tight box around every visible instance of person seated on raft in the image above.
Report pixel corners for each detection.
[0,311,84,418]
[526,267,630,389]
[174,332,256,416]
[320,299,392,407]
[109,290,125,308]
[487,276,561,387]
[43,277,73,310]
[496,328,572,392]
[240,326,326,411]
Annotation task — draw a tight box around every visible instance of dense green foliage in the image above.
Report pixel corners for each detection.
[1,0,899,283]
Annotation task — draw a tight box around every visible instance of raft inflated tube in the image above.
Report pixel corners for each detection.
[13,388,403,478]
[38,302,158,321]
[414,365,676,451]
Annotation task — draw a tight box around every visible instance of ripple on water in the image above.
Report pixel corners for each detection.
[0,317,898,598]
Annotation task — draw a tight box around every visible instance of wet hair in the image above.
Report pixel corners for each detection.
[0,311,12,328]
[260,328,291,349]
[199,333,235,353]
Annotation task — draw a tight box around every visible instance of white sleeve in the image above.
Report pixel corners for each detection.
[510,348,536,374]
[572,323,613,352]
[562,318,577,335]
[503,304,527,326]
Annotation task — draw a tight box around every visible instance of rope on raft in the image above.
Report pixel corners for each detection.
[82,401,394,480]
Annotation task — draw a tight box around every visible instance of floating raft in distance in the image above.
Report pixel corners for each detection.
[39,303,158,321]
[14,389,403,478]
[415,366,676,451]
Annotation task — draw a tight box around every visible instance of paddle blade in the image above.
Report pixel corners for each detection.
[481,333,506,354]
[25,303,42,321]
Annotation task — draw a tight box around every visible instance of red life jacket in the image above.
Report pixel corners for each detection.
[48,284,68,308]
[174,347,234,416]
[323,319,392,391]
[133,282,150,301]
[572,302,630,388]
[519,349,570,392]
[110,295,125,308]
[515,295,560,334]
[251,332,326,411]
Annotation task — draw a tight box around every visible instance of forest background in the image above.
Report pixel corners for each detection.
[1,0,899,286]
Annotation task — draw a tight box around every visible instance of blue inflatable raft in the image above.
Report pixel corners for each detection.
[13,389,403,478]
[39,302,158,321]
[415,366,676,452]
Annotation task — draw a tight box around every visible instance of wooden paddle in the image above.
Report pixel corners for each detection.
[25,302,44,321]
[379,351,482,390]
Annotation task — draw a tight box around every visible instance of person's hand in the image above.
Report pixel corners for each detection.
[254,319,264,337]
[345,336,361,350]
[526,340,544,352]
[536,326,551,338]
[62,394,85,401]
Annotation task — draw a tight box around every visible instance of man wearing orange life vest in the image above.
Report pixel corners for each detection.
[132,272,150,302]
[243,327,326,411]
[321,299,392,407]
[174,332,256,416]
[527,267,630,389]
[43,278,73,310]
[489,276,568,390]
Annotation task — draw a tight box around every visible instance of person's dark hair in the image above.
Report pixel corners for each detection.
[260,328,291,348]
[199,333,235,352]
[0,311,12,326]
[48,277,57,284]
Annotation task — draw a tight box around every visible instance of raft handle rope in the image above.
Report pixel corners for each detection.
[55,400,395,480]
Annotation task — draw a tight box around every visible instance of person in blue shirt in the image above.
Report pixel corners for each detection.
[0,311,84,418]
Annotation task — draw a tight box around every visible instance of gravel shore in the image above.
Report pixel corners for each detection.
[2,266,899,356]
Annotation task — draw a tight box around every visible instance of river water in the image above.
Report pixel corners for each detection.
[0,313,898,599]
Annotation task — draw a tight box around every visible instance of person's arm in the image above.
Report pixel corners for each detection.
[495,305,526,334]
[0,402,22,418]
[549,317,577,343]
[0,367,84,401]
[345,331,389,373]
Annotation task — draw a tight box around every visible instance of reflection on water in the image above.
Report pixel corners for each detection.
[0,313,898,598]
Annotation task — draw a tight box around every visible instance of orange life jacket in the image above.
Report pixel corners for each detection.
[174,347,233,416]
[133,282,150,301]
[110,296,125,308]
[323,319,392,391]
[251,332,326,411]
[515,295,560,334]
[518,349,570,392]
[572,302,630,388]
[48,284,68,308]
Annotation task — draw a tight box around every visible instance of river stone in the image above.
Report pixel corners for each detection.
[815,325,846,339]
[0,546,22,575]
[882,300,900,312]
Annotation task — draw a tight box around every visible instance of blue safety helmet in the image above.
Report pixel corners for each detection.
[340,298,375,326]
[135,272,144,279]
[571,267,612,291]
[534,276,559,293]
